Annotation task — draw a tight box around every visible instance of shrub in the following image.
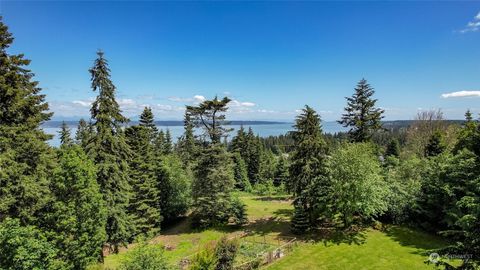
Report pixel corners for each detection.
[215,236,239,270]
[189,243,217,270]
[119,243,172,270]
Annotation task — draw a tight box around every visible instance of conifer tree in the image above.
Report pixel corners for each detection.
[245,128,262,184]
[424,131,446,157]
[339,79,384,142]
[177,111,198,165]
[274,156,289,187]
[75,118,94,149]
[0,18,55,225]
[385,138,400,158]
[289,106,328,225]
[87,50,132,252]
[58,121,73,146]
[291,199,310,235]
[186,96,232,144]
[164,129,173,154]
[232,152,251,191]
[155,130,166,155]
[125,125,161,236]
[191,144,235,227]
[139,106,157,134]
[49,145,107,268]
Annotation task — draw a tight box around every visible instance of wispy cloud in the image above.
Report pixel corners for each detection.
[459,12,480,33]
[441,90,480,98]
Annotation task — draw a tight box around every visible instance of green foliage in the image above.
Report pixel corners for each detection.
[156,154,192,222]
[125,125,161,236]
[0,18,55,225]
[139,107,158,134]
[75,118,94,149]
[385,138,400,158]
[87,50,133,252]
[230,127,262,185]
[291,199,310,235]
[186,96,232,144]
[191,144,235,227]
[424,131,446,157]
[177,111,199,165]
[215,236,239,270]
[289,106,329,224]
[189,244,218,270]
[49,145,107,269]
[229,196,248,225]
[231,152,251,191]
[338,79,385,142]
[0,218,64,270]
[119,243,172,270]
[328,143,387,227]
[58,121,73,146]
[273,156,289,188]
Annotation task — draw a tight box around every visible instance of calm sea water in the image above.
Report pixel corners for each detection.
[44,122,346,147]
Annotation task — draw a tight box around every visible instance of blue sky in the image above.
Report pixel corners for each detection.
[1,1,480,121]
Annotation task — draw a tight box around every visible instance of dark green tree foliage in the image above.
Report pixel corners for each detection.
[245,129,262,184]
[289,106,328,224]
[191,144,235,227]
[274,156,289,188]
[0,18,54,225]
[177,111,198,165]
[0,218,63,270]
[119,243,172,270]
[75,118,94,149]
[215,236,239,270]
[259,147,276,184]
[125,125,161,236]
[164,129,173,154]
[291,199,310,235]
[87,51,132,252]
[339,79,385,142]
[454,110,479,154]
[58,121,73,146]
[231,152,250,191]
[139,107,157,134]
[156,155,191,222]
[49,145,107,269]
[424,131,446,157]
[385,138,400,158]
[186,96,232,144]
[229,196,248,225]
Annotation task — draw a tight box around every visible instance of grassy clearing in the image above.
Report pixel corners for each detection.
[96,194,456,270]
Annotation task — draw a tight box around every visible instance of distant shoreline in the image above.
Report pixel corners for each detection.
[42,120,290,128]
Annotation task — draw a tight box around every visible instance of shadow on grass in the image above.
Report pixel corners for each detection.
[384,225,451,254]
[252,195,292,202]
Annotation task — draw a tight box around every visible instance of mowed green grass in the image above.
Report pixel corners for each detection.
[96,194,456,270]
[266,226,458,270]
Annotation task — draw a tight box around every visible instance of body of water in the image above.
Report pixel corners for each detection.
[43,122,346,147]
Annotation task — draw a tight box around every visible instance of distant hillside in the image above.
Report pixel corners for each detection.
[42,120,288,128]
[382,120,464,130]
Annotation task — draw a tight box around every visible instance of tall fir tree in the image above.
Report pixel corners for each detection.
[0,18,55,225]
[245,128,262,185]
[177,111,198,165]
[139,107,158,134]
[191,144,236,227]
[231,152,251,191]
[185,96,232,144]
[273,156,289,188]
[424,131,446,157]
[338,79,384,142]
[289,106,329,226]
[75,118,94,149]
[125,125,162,236]
[87,50,133,253]
[49,144,107,268]
[58,121,73,146]
[164,129,173,154]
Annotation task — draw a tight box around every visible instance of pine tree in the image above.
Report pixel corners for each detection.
[125,125,162,236]
[339,79,384,142]
[139,107,157,134]
[231,152,251,191]
[425,131,446,157]
[0,18,55,225]
[49,145,107,268]
[289,106,329,225]
[385,138,400,158]
[245,128,261,185]
[58,121,73,146]
[177,111,198,165]
[155,130,166,155]
[186,96,232,144]
[465,109,473,123]
[87,50,132,253]
[75,118,94,149]
[191,144,235,227]
[164,129,173,154]
[274,156,289,187]
[291,199,310,235]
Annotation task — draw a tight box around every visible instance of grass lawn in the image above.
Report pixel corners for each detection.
[266,226,458,270]
[94,194,457,270]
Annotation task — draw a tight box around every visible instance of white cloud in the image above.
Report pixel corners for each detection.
[168,96,193,102]
[441,90,480,98]
[459,11,480,33]
[193,95,206,103]
[72,100,92,107]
